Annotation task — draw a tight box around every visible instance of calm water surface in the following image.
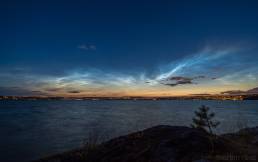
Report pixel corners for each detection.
[0,100,258,162]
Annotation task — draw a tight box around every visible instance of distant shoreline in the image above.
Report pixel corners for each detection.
[1,94,258,101]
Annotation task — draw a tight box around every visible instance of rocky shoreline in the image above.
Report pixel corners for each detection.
[34,125,258,162]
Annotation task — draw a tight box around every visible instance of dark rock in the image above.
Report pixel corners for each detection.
[224,126,258,146]
[34,125,258,162]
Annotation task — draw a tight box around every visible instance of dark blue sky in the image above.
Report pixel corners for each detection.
[1,0,258,96]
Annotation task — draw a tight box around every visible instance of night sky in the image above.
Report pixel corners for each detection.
[1,0,258,96]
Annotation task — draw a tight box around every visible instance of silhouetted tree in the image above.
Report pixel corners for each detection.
[191,105,220,134]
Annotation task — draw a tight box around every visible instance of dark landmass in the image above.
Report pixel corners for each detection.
[1,94,258,101]
[34,125,258,162]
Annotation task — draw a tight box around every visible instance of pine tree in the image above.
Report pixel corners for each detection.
[191,105,220,134]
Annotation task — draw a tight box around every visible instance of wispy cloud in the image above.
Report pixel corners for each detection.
[45,88,63,92]
[78,44,96,51]
[159,76,206,87]
[153,46,258,89]
[1,45,257,96]
[221,87,258,95]
[0,87,46,96]
[156,47,233,81]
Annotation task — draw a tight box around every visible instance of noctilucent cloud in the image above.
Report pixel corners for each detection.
[1,0,258,96]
